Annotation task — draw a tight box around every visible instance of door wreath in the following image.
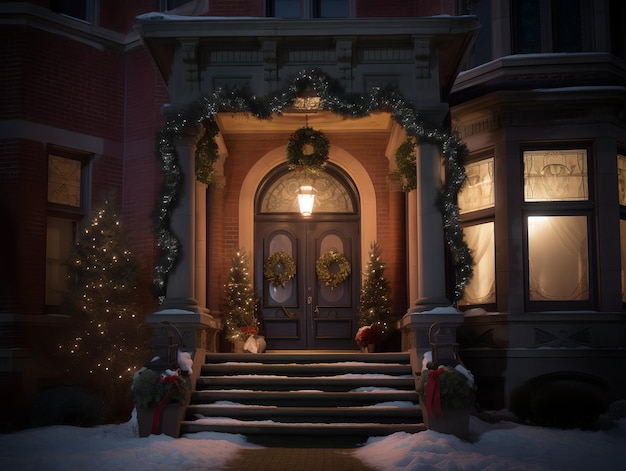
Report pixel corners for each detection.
[316,250,351,289]
[264,251,296,288]
[286,126,330,174]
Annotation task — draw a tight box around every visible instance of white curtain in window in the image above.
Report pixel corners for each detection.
[619,219,626,303]
[460,222,495,305]
[528,216,588,301]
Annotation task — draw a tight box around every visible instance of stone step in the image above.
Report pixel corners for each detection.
[186,405,420,423]
[180,351,422,438]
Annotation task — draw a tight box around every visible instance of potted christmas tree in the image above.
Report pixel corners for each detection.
[225,250,263,353]
[356,241,392,351]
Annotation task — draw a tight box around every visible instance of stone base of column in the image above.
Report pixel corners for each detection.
[146,307,222,386]
[408,297,453,312]
[398,307,465,391]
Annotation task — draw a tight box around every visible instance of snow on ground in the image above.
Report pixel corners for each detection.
[1,412,625,471]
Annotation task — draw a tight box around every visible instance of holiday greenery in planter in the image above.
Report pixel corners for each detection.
[419,364,477,415]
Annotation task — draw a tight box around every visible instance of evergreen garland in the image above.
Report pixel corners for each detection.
[195,119,220,185]
[358,241,392,335]
[152,69,473,301]
[394,137,418,192]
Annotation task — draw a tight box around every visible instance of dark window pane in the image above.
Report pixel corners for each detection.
[465,0,492,67]
[609,0,626,59]
[315,0,348,18]
[512,0,542,53]
[553,0,582,52]
[51,0,87,21]
[270,0,303,18]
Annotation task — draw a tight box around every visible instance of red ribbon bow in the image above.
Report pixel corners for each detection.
[425,368,445,417]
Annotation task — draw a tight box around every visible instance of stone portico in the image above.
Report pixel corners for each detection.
[136,14,480,370]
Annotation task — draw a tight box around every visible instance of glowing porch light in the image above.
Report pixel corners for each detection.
[297,185,317,217]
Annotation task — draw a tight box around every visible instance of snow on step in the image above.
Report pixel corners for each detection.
[181,352,423,438]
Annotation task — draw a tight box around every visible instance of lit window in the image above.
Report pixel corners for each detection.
[459,157,494,214]
[523,149,588,202]
[618,154,626,303]
[523,148,593,307]
[46,149,89,311]
[48,155,82,207]
[458,156,496,308]
[528,215,589,301]
[459,222,495,306]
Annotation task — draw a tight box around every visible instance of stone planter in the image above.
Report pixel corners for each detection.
[419,396,470,440]
[137,403,185,438]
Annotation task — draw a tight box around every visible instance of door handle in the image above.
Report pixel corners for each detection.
[307,296,312,305]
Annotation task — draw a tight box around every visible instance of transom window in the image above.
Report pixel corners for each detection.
[258,165,356,214]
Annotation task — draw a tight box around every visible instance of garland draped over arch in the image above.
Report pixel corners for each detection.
[152,69,473,302]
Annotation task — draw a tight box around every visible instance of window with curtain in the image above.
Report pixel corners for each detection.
[45,149,90,311]
[618,154,626,303]
[458,156,496,307]
[523,148,593,307]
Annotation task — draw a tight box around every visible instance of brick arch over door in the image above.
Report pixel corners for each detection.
[239,144,377,274]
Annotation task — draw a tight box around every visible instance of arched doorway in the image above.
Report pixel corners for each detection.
[254,163,361,350]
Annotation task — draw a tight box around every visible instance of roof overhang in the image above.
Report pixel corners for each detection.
[136,14,480,123]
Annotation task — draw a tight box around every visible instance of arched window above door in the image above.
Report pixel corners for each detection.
[257,164,358,214]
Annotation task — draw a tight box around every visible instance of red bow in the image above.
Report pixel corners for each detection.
[151,393,170,434]
[425,368,445,417]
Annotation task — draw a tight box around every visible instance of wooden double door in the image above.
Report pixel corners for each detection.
[255,217,360,350]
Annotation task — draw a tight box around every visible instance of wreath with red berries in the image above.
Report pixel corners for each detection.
[286,126,330,174]
[316,250,351,289]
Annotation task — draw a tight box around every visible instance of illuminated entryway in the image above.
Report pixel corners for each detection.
[254,164,360,350]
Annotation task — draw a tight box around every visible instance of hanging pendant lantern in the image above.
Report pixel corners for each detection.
[297,185,317,217]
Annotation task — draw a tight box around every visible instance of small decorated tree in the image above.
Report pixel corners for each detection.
[225,250,259,343]
[358,241,392,336]
[57,199,151,420]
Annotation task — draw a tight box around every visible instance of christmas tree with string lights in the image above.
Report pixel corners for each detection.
[57,199,151,418]
[225,250,258,342]
[358,241,392,335]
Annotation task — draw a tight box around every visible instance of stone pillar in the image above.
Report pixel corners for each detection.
[410,142,451,310]
[148,126,221,375]
[160,131,199,311]
[400,142,463,372]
